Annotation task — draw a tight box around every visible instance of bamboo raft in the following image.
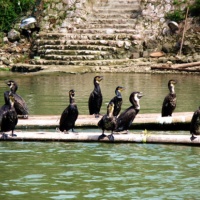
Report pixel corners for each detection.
[1,112,199,145]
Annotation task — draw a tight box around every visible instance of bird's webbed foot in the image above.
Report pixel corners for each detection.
[1,133,8,139]
[98,133,107,140]
[190,134,197,141]
[107,134,114,141]
[11,132,17,137]
[95,114,100,118]
[23,115,28,119]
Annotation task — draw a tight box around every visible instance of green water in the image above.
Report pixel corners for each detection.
[0,71,199,115]
[0,140,200,199]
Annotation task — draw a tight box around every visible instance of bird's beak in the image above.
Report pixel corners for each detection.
[172,80,177,84]
[138,92,143,99]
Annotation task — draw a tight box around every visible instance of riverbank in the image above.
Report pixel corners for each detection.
[1,32,200,75]
[10,59,200,75]
[1,0,200,75]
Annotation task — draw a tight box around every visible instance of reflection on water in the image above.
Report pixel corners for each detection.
[0,71,199,115]
[0,140,200,199]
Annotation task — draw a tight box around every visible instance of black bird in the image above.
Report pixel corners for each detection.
[88,76,103,118]
[108,86,125,117]
[0,92,18,137]
[161,79,177,117]
[5,80,29,118]
[190,106,200,138]
[98,102,117,141]
[59,89,79,133]
[115,91,143,133]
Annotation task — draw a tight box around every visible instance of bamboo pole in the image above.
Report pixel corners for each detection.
[15,113,193,130]
[1,131,200,146]
[178,7,189,56]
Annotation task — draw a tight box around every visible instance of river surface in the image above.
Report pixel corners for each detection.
[0,140,200,199]
[0,71,200,199]
[0,71,199,115]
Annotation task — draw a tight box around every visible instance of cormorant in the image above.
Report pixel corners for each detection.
[5,80,29,118]
[0,92,18,137]
[108,86,125,117]
[98,102,117,141]
[115,91,143,133]
[59,89,79,133]
[88,76,103,118]
[190,106,200,139]
[161,79,177,117]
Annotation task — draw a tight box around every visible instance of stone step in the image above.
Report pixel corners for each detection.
[94,3,139,9]
[38,45,118,51]
[76,23,137,29]
[74,28,138,34]
[36,39,115,46]
[30,58,132,66]
[86,18,136,24]
[40,49,111,56]
[37,33,136,40]
[37,36,133,47]
[96,0,139,5]
[88,13,139,19]
[92,8,139,14]
[37,40,134,49]
[26,0,144,72]
[43,54,116,61]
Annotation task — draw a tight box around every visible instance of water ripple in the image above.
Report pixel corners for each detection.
[0,141,200,199]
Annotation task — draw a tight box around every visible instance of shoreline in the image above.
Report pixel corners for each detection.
[9,61,200,75]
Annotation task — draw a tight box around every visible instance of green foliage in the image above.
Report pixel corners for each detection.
[0,67,11,71]
[165,9,185,23]
[0,0,36,32]
[189,0,200,17]
[0,32,4,45]
[166,0,200,22]
[173,0,182,6]
[173,0,187,6]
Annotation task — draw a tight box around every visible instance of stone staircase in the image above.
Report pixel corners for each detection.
[13,0,150,73]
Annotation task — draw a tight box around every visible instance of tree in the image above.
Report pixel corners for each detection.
[0,0,36,32]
